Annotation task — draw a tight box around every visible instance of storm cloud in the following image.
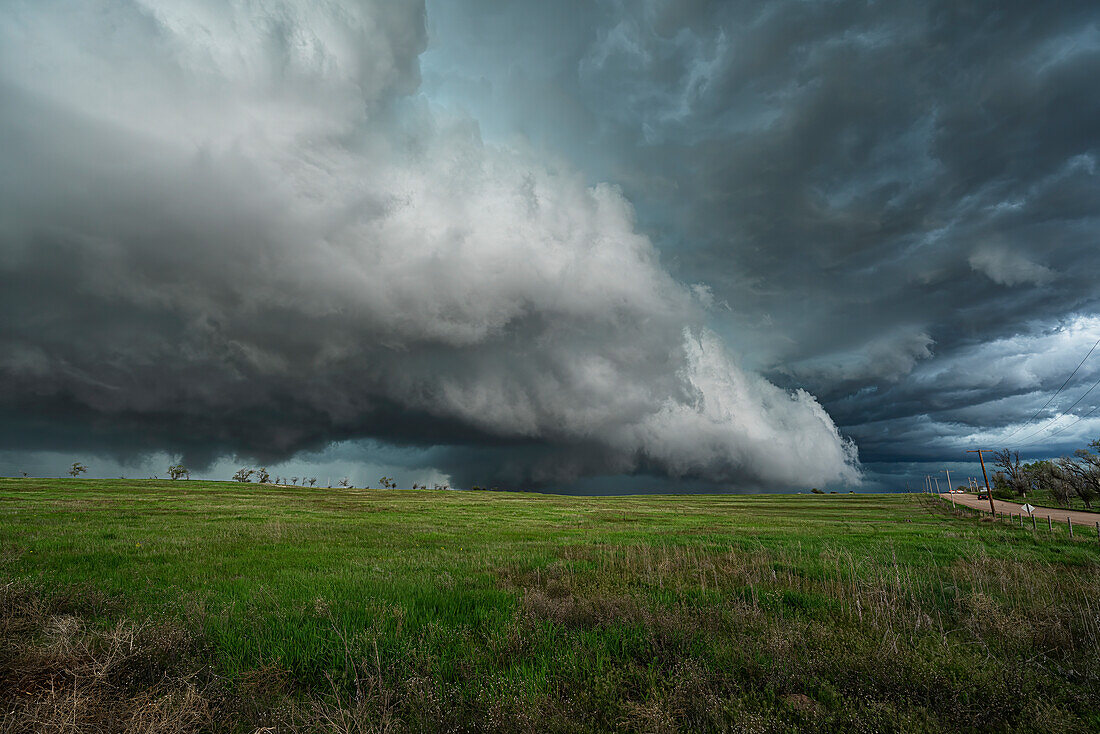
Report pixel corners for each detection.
[421,0,1100,486]
[5,0,1100,491]
[0,0,859,489]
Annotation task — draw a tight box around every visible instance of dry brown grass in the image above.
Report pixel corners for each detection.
[0,578,547,733]
[0,582,215,732]
[497,542,1100,732]
[503,541,1100,654]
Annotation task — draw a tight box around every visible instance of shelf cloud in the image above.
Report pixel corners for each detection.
[0,0,859,489]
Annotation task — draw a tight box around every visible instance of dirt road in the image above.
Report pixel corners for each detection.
[945,493,1100,529]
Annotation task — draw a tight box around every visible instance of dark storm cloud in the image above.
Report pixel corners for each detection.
[5,0,1099,491]
[422,0,1100,483]
[0,0,859,489]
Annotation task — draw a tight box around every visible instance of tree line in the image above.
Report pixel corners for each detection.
[990,439,1100,509]
[52,461,453,491]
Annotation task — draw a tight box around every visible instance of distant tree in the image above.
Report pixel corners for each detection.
[308,477,317,488]
[1055,456,1098,509]
[379,476,397,489]
[1048,459,1075,506]
[1069,444,1100,508]
[1019,460,1053,496]
[69,462,87,478]
[256,467,271,484]
[291,477,299,486]
[993,449,1027,496]
[991,471,1012,496]
[168,463,190,480]
[338,477,350,488]
[21,471,27,478]
[233,468,254,483]
[810,488,824,494]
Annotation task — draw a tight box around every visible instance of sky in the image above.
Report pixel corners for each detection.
[1,0,1099,493]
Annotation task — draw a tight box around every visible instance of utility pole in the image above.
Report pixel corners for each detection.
[966,449,997,516]
[933,475,941,494]
[942,468,952,493]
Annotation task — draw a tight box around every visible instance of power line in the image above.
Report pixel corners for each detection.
[999,336,1100,441]
[1023,401,1100,445]
[1008,373,1100,448]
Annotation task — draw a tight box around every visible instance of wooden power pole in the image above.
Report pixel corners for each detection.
[966,449,996,515]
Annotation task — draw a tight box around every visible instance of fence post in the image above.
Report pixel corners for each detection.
[1068,516,1073,538]
[1048,515,1053,532]
[1031,514,1036,531]
[1095,521,1099,543]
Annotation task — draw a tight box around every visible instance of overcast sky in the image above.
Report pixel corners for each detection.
[2,1,1099,492]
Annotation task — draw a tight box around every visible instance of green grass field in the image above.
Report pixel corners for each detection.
[1,479,1098,732]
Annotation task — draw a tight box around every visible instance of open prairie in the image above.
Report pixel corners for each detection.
[1,480,1098,732]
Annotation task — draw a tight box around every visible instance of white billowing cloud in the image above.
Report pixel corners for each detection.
[625,330,859,485]
[0,0,425,145]
[969,245,1055,286]
[914,315,1100,394]
[0,0,860,487]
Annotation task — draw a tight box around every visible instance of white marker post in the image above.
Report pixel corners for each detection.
[1020,504,1035,531]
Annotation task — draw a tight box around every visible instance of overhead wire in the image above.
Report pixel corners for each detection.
[998,336,1100,442]
[1010,376,1100,447]
[1042,402,1100,441]
[1006,362,1100,448]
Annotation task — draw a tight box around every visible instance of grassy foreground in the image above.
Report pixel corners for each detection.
[1,480,1098,732]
